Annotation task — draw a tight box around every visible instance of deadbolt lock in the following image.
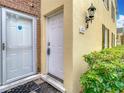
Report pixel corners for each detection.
[2,43,5,50]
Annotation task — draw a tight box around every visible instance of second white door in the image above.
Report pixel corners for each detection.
[47,11,64,80]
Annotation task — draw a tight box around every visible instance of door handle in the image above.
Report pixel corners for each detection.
[47,47,50,56]
[2,43,5,50]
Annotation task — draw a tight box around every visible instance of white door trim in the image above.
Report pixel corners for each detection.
[0,8,2,85]
[46,10,63,18]
[41,74,66,93]
[46,10,64,80]
[0,74,41,93]
[1,8,37,84]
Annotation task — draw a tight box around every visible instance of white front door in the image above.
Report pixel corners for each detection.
[47,11,64,80]
[1,8,37,84]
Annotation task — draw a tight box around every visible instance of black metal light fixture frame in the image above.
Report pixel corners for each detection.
[85,3,96,29]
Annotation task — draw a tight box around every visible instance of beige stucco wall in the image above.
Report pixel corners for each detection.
[41,0,117,93]
[41,0,74,93]
[73,0,117,93]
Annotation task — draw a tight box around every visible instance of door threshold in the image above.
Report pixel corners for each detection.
[0,74,41,93]
[48,73,63,83]
[41,74,66,93]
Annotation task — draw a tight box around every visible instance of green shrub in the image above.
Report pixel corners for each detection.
[80,46,124,93]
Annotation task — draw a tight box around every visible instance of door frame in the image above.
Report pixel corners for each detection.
[1,8,37,84]
[46,10,64,80]
[0,8,2,85]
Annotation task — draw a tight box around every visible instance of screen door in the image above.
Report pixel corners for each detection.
[2,8,37,84]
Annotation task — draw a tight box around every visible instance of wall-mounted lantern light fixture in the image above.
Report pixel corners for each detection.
[85,3,96,29]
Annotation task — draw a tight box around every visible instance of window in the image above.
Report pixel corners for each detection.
[102,25,109,49]
[111,2,115,22]
[121,36,124,45]
[103,0,109,10]
[111,33,115,47]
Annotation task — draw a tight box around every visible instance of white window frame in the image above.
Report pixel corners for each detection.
[104,29,108,48]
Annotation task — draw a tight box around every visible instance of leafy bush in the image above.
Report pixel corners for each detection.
[80,46,124,93]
